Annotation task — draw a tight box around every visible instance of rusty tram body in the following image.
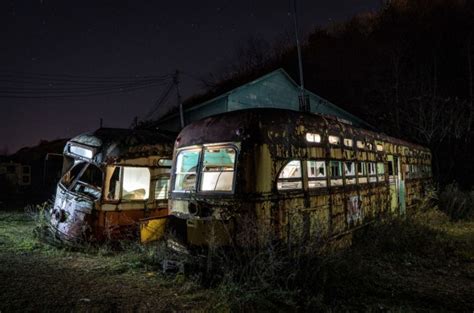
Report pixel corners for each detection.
[50,128,174,242]
[169,108,432,247]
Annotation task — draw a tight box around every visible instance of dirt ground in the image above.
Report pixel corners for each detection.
[0,208,473,312]
[0,211,211,313]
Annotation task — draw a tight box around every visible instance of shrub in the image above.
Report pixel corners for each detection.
[438,182,474,221]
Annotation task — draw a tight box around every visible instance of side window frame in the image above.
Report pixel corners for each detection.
[277,160,303,191]
[306,159,327,189]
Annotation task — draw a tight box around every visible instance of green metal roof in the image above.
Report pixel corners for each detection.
[156,68,373,130]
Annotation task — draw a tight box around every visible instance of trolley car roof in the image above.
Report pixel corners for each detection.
[65,128,175,165]
[175,108,428,152]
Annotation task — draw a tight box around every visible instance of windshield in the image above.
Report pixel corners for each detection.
[61,162,103,199]
[200,147,236,191]
[174,149,200,192]
[173,145,237,193]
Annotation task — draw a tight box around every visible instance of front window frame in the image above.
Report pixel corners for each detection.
[172,143,239,195]
[199,145,237,193]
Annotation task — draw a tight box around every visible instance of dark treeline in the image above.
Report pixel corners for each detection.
[197,0,474,188]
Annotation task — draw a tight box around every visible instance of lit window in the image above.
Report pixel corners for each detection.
[69,145,93,159]
[200,147,236,192]
[356,140,365,149]
[368,162,377,182]
[357,162,367,183]
[377,162,385,182]
[376,143,384,152]
[344,161,356,184]
[343,138,353,147]
[329,136,340,145]
[305,133,321,143]
[366,142,373,150]
[155,176,169,199]
[329,160,343,186]
[277,160,302,190]
[122,167,151,200]
[174,149,200,192]
[307,160,327,188]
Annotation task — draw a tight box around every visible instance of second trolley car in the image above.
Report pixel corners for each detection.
[168,108,432,246]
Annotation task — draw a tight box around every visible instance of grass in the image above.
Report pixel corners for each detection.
[0,203,473,312]
[0,208,212,313]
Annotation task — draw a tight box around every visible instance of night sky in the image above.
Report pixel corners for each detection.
[0,0,380,154]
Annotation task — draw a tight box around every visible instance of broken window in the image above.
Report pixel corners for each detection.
[343,138,353,148]
[305,132,321,143]
[122,167,151,200]
[106,166,121,200]
[328,135,340,145]
[377,162,385,182]
[344,161,356,184]
[329,160,343,186]
[368,162,377,182]
[357,162,367,183]
[174,149,200,192]
[278,160,302,190]
[155,176,169,199]
[61,162,103,199]
[307,160,327,188]
[200,147,236,192]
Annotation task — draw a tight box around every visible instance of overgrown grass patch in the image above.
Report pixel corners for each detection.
[204,207,474,312]
[1,204,472,312]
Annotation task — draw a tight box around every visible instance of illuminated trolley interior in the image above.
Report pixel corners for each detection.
[169,108,432,247]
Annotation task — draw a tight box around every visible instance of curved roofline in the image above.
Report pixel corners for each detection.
[175,108,428,152]
[65,128,175,165]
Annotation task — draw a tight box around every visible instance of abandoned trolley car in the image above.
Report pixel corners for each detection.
[50,128,174,242]
[169,108,432,246]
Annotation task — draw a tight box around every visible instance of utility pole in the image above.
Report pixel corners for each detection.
[292,0,309,112]
[174,70,185,128]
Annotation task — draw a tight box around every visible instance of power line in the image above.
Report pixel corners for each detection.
[0,71,173,98]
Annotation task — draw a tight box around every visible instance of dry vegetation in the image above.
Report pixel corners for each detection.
[0,196,473,312]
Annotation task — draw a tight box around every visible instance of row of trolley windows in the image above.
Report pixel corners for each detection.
[277,160,386,190]
[278,160,432,190]
[406,164,432,179]
[105,166,170,201]
[61,162,170,201]
[305,132,382,151]
[306,133,431,159]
